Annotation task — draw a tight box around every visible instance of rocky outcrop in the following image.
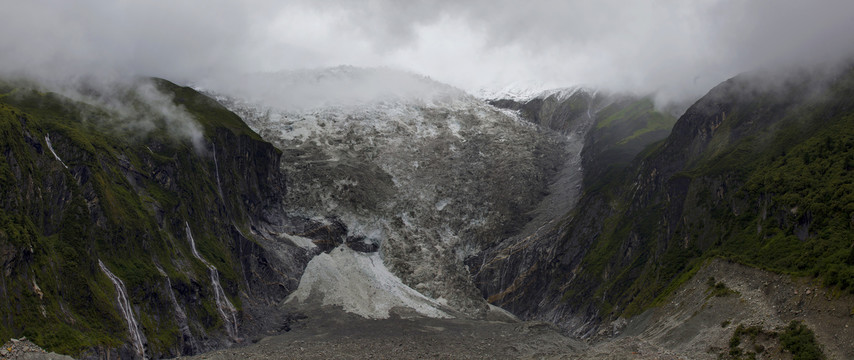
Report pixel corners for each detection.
[488,88,606,135]
[1,336,75,359]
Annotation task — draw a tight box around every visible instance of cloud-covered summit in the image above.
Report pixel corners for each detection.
[2,1,854,105]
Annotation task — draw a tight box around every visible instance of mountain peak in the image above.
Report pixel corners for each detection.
[476,80,592,102]
[197,66,469,112]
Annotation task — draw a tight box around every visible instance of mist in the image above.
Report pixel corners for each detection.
[199,66,468,112]
[2,1,854,107]
[5,75,205,152]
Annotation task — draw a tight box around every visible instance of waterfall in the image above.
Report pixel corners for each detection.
[44,134,68,169]
[212,146,224,201]
[98,260,146,359]
[185,223,239,339]
[155,266,197,352]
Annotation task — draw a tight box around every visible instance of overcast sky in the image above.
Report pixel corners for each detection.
[2,1,854,104]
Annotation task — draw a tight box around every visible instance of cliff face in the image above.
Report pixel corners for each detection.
[472,91,676,335]
[0,78,317,358]
[473,66,854,337]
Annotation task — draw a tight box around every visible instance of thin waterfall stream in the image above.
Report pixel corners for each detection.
[44,134,68,169]
[98,259,147,359]
[212,146,224,201]
[185,222,239,339]
[155,265,197,351]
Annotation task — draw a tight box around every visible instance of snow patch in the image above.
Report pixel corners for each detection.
[282,233,318,250]
[476,81,553,101]
[287,246,451,319]
[448,118,462,138]
[435,198,450,211]
[477,83,586,103]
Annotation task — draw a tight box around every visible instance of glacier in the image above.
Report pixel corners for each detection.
[203,67,584,319]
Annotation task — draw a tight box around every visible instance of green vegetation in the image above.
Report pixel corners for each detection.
[706,277,738,298]
[0,78,262,356]
[722,321,823,360]
[726,324,772,359]
[556,66,854,328]
[596,98,675,145]
[582,97,675,191]
[780,321,824,360]
[152,79,261,141]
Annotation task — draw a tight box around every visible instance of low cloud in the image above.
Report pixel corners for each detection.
[295,0,854,105]
[200,66,466,111]
[2,1,854,108]
[11,76,205,152]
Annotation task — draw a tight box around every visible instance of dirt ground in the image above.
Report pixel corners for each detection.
[179,305,694,360]
[179,307,569,359]
[180,259,854,360]
[617,259,854,359]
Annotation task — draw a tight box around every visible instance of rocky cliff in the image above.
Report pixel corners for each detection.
[0,78,324,358]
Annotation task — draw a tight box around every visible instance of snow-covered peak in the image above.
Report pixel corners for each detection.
[476,80,552,101]
[476,81,586,102]
[198,66,469,111]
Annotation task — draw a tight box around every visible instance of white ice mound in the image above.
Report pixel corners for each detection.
[287,246,452,319]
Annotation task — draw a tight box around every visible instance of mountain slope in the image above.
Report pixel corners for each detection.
[0,78,314,358]
[475,64,854,342]
[471,90,677,334]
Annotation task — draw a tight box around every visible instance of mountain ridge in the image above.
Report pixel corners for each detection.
[473,64,854,354]
[1,63,852,359]
[0,77,325,358]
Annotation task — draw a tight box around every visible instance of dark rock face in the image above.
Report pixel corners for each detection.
[0,78,329,358]
[489,90,598,135]
[473,91,677,336]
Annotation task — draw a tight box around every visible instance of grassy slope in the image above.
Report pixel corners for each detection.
[584,97,676,186]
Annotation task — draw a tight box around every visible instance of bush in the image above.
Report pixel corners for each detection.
[780,321,824,360]
[706,277,738,297]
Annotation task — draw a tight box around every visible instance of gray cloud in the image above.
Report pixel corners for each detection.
[2,1,854,107]
[304,0,854,104]
[202,66,466,111]
[0,1,253,83]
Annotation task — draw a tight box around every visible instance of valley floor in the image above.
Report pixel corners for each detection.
[179,306,586,360]
[178,307,695,359]
[179,259,854,360]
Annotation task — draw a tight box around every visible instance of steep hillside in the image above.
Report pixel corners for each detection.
[475,64,854,342]
[0,78,316,358]
[471,92,677,334]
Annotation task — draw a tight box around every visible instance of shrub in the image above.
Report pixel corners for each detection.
[780,321,824,360]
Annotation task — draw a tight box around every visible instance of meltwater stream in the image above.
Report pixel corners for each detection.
[212,146,224,201]
[185,222,239,340]
[98,259,146,359]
